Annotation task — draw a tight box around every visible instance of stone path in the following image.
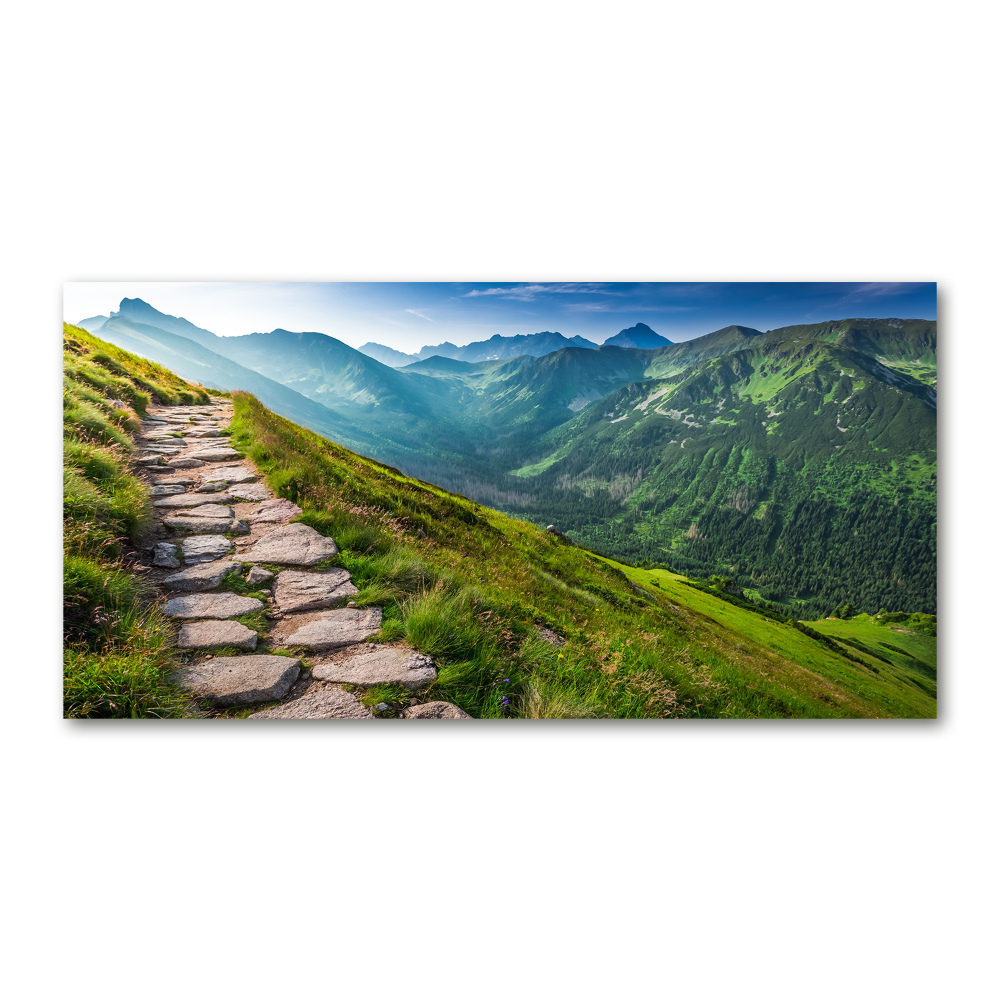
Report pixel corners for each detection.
[135,400,470,720]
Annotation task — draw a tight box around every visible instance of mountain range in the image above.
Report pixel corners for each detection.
[356,322,671,366]
[78,298,936,617]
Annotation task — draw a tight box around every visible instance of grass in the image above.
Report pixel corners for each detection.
[227,391,938,718]
[62,324,215,719]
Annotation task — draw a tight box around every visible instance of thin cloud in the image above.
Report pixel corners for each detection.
[405,308,434,322]
[842,282,924,301]
[462,282,618,301]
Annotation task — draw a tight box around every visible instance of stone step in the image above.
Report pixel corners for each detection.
[171,654,301,708]
[177,619,258,651]
[201,467,256,484]
[240,523,338,566]
[163,560,243,591]
[226,483,270,502]
[273,568,358,612]
[247,498,302,524]
[271,607,382,651]
[170,503,236,519]
[181,535,234,564]
[403,701,471,719]
[248,683,373,719]
[311,644,435,691]
[163,592,263,619]
[184,447,242,462]
[162,516,249,534]
[154,493,234,508]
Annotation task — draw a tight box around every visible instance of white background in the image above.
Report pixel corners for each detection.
[3,1,996,997]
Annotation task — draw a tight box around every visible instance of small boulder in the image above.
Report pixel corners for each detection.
[152,542,181,568]
[247,566,274,586]
[165,458,205,469]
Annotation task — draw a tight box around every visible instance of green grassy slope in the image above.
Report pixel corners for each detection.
[62,323,211,718]
[227,392,936,718]
[603,563,936,718]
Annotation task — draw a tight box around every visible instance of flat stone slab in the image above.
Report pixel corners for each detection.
[249,497,302,524]
[240,523,338,566]
[312,643,435,691]
[181,535,234,564]
[152,541,180,568]
[172,503,235,519]
[162,516,249,534]
[177,619,258,651]
[156,477,197,486]
[227,483,270,502]
[403,701,471,719]
[184,428,220,437]
[276,608,382,651]
[247,566,274,585]
[274,568,358,612]
[248,683,373,719]
[202,467,256,484]
[163,592,263,619]
[165,458,206,469]
[184,447,241,462]
[163,560,243,591]
[150,484,187,496]
[154,493,232,508]
[172,654,300,708]
[136,455,167,466]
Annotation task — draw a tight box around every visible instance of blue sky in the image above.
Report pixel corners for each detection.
[64,281,937,352]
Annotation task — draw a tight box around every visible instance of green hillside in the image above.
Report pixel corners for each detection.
[61,323,936,718]
[506,327,936,618]
[63,323,212,718]
[222,392,935,718]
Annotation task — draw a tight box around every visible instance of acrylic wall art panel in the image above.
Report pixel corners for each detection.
[62,282,937,719]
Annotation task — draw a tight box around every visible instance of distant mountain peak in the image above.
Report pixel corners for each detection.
[603,323,673,349]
